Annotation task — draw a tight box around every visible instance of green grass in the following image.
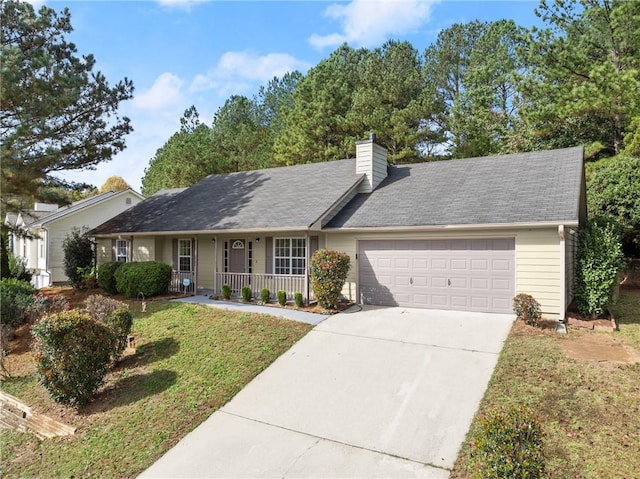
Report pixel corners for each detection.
[0,302,312,478]
[451,292,640,478]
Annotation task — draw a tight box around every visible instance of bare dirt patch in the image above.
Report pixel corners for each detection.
[560,333,640,364]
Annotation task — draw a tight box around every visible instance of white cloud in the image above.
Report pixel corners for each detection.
[309,0,437,49]
[155,0,208,12]
[132,72,185,111]
[190,51,312,94]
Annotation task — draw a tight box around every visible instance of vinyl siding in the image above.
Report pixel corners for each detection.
[44,192,142,283]
[132,237,154,262]
[326,227,563,318]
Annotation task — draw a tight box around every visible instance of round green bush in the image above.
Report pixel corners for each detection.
[512,294,541,326]
[114,261,172,297]
[241,285,252,302]
[32,310,114,407]
[97,261,123,294]
[221,284,232,300]
[294,292,304,308]
[261,288,270,304]
[0,278,36,327]
[277,290,286,306]
[472,405,545,479]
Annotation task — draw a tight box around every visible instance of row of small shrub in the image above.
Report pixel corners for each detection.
[225,286,305,308]
[31,295,133,407]
[97,261,172,297]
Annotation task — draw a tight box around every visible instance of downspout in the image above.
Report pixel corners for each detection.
[43,226,52,287]
[559,225,566,321]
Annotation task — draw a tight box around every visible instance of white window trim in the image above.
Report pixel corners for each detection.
[116,239,129,263]
[178,238,192,272]
[273,237,306,276]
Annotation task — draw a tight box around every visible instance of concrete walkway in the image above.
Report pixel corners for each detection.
[141,306,514,478]
[171,295,328,325]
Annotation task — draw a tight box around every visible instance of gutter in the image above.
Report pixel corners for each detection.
[322,220,581,233]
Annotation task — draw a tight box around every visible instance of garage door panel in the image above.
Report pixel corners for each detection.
[450,259,467,270]
[431,294,449,307]
[430,258,448,269]
[359,238,515,313]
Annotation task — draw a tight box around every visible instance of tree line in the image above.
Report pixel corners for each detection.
[141,0,640,197]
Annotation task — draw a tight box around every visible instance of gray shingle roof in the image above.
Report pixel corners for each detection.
[91,160,364,234]
[326,147,584,228]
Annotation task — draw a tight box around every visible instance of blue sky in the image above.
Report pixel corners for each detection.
[33,0,541,193]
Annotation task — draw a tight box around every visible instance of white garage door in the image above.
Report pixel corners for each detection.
[358,238,515,313]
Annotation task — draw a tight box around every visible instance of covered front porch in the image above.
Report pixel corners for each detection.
[166,233,321,303]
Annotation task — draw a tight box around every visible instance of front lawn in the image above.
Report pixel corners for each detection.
[0,301,312,478]
[451,290,640,478]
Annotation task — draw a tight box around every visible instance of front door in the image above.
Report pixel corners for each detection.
[229,239,246,273]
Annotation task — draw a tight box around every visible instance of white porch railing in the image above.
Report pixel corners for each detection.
[215,272,312,301]
[170,271,195,293]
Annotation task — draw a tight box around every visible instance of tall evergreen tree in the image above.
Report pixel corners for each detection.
[1,1,133,213]
[522,0,640,156]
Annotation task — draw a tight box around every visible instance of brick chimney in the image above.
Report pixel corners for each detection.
[356,133,388,193]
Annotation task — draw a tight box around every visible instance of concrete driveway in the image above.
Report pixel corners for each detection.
[140,306,514,478]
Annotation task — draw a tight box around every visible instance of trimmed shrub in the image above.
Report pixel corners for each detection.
[512,294,541,326]
[575,220,625,318]
[32,310,113,407]
[97,261,123,294]
[84,294,132,357]
[294,292,304,308]
[472,406,545,479]
[241,285,252,302]
[277,290,287,306]
[310,248,351,310]
[260,288,270,304]
[221,284,232,300]
[62,227,94,288]
[0,278,36,327]
[114,261,172,297]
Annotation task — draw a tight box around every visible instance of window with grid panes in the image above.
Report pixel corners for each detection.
[178,239,192,272]
[274,238,305,275]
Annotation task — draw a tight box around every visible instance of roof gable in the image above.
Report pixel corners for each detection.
[327,147,584,229]
[27,189,143,227]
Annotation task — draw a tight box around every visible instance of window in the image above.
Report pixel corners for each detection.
[116,239,128,262]
[178,239,192,272]
[274,238,306,275]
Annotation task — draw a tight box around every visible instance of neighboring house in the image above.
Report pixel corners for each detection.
[6,189,144,288]
[91,138,586,318]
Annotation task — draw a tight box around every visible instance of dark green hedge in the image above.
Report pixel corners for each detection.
[97,261,123,294]
[114,261,172,297]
